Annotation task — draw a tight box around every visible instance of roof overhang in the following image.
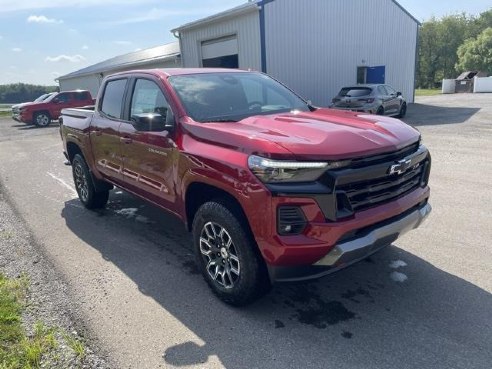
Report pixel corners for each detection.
[171,1,260,34]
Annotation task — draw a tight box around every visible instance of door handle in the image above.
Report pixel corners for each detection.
[120,137,132,144]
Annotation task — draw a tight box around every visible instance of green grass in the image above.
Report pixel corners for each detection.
[0,273,57,369]
[415,89,442,96]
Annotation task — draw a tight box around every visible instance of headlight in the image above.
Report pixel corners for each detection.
[248,155,349,183]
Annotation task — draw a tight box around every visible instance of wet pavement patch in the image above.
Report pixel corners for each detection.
[294,299,356,329]
[341,287,375,304]
[274,320,285,329]
[341,331,353,339]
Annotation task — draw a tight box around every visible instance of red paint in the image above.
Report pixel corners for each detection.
[61,69,430,267]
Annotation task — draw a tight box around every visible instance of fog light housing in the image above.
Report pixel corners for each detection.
[277,206,307,235]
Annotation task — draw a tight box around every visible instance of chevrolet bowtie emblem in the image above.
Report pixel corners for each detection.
[389,158,412,175]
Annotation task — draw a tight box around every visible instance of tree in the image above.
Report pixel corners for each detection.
[456,28,492,75]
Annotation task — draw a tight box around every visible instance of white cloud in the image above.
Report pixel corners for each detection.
[12,48,22,52]
[27,15,63,23]
[0,0,157,13]
[81,45,89,50]
[45,54,86,63]
[114,40,132,45]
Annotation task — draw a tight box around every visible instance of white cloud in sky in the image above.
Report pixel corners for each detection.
[27,15,63,24]
[12,48,22,52]
[45,54,86,63]
[0,0,157,13]
[82,45,89,50]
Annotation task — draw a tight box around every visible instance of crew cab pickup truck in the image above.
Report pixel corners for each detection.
[59,69,431,306]
[13,90,94,127]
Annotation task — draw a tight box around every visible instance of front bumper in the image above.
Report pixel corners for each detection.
[268,202,431,282]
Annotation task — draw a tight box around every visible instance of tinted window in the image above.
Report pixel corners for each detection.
[377,86,388,95]
[101,79,127,119]
[56,93,71,103]
[169,72,309,122]
[338,87,372,97]
[385,85,396,95]
[130,79,170,118]
[74,91,90,101]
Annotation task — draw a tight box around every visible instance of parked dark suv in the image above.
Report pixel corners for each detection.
[331,84,407,118]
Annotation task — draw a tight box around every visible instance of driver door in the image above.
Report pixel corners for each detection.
[119,77,178,212]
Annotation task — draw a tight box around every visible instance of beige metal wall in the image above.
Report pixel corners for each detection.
[179,10,261,71]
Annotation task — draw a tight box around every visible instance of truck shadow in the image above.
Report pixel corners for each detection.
[403,104,480,126]
[61,191,491,369]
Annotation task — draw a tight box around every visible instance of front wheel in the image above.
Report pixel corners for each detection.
[396,103,407,118]
[192,201,270,306]
[72,154,109,209]
[34,112,51,127]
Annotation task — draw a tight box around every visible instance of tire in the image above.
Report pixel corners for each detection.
[192,200,270,306]
[376,106,385,115]
[72,154,109,209]
[34,111,51,127]
[396,103,407,118]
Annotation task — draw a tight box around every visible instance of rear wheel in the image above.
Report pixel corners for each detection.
[34,112,51,127]
[192,200,270,306]
[72,154,109,209]
[376,106,385,115]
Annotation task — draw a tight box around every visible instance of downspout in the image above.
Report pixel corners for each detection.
[172,30,183,67]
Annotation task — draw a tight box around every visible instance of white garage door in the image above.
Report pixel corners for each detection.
[201,35,239,68]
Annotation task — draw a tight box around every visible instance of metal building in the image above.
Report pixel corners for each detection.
[172,0,420,104]
[57,42,180,96]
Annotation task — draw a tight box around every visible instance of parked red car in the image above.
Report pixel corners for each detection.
[60,69,431,306]
[12,90,94,127]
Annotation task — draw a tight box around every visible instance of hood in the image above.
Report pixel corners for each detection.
[12,102,36,109]
[183,108,420,161]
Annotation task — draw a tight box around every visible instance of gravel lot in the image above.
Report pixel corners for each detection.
[0,93,491,369]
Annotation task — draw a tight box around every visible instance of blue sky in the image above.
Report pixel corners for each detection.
[0,0,490,85]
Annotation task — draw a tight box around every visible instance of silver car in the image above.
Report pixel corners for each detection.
[331,84,407,118]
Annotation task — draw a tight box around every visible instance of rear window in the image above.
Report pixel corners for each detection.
[100,79,127,119]
[338,87,373,97]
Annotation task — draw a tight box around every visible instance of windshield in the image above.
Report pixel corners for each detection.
[44,93,59,102]
[34,94,49,102]
[168,72,310,122]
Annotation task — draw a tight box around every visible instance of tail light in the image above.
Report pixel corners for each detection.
[358,98,375,103]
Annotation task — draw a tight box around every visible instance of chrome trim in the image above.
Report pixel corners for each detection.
[314,203,431,267]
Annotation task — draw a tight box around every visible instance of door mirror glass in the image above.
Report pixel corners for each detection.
[131,113,168,132]
[396,91,402,97]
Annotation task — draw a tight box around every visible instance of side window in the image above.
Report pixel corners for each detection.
[385,85,396,95]
[100,79,127,119]
[377,86,388,95]
[130,79,173,131]
[57,93,71,103]
[74,92,89,101]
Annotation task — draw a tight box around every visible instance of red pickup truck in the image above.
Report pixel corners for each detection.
[12,90,94,127]
[60,69,431,306]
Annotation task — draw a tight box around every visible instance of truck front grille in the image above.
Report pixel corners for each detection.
[338,161,424,212]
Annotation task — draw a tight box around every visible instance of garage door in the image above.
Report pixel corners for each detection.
[201,35,239,69]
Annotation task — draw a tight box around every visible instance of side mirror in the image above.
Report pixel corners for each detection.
[396,92,402,97]
[131,113,171,132]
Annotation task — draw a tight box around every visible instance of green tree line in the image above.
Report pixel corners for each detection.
[0,83,59,104]
[418,9,492,88]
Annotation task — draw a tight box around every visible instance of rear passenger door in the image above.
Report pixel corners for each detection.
[90,78,128,183]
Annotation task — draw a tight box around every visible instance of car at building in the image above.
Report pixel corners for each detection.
[331,84,407,118]
[59,68,431,306]
[12,90,94,127]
